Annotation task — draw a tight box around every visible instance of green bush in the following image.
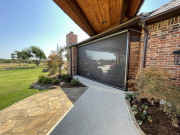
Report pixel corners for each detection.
[125,93,138,102]
[130,66,180,126]
[38,75,46,84]
[52,79,60,84]
[42,77,53,84]
[62,74,73,82]
[132,104,152,125]
[70,78,80,86]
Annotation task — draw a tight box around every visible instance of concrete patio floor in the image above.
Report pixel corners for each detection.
[0,87,87,135]
[50,76,139,135]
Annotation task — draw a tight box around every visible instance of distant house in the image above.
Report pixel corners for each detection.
[54,0,180,90]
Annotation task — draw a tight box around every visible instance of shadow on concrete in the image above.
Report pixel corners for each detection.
[60,87,88,104]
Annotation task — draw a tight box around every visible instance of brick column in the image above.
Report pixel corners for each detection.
[66,31,78,75]
[71,46,77,75]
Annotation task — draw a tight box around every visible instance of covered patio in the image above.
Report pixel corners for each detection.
[50,76,142,135]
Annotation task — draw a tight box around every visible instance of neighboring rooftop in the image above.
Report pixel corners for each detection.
[143,0,180,19]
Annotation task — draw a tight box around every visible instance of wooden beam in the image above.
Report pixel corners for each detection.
[120,0,130,23]
[53,0,96,36]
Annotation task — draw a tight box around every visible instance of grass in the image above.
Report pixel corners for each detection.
[0,63,46,71]
[0,68,49,110]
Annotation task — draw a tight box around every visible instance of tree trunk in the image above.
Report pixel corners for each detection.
[59,66,61,77]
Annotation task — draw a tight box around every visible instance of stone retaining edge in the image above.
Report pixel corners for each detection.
[125,98,146,135]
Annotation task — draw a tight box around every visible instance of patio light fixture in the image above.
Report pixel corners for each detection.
[172,49,180,65]
[102,21,106,24]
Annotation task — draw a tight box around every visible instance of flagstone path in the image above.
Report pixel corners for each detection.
[0,87,87,135]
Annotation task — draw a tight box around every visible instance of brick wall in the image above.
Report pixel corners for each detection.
[66,32,78,75]
[71,46,77,75]
[66,32,77,46]
[128,30,141,90]
[139,16,180,86]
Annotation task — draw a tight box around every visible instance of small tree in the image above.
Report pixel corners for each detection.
[47,45,66,76]
[47,51,58,75]
[29,46,46,67]
[11,53,16,63]
[56,46,66,76]
[14,50,22,65]
[21,49,32,67]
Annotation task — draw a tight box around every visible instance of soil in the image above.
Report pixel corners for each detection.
[130,98,180,135]
[60,82,87,88]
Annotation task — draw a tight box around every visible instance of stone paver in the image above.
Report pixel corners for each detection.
[0,87,87,135]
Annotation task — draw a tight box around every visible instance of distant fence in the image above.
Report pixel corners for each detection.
[0,63,46,71]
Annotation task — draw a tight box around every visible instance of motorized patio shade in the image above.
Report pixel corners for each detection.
[77,32,128,89]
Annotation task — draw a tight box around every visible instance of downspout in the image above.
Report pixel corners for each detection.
[142,22,148,68]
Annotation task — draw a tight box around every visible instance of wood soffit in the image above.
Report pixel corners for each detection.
[53,0,144,36]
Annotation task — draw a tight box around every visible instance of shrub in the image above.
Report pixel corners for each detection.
[62,74,73,82]
[42,77,53,84]
[130,66,180,126]
[38,75,46,84]
[125,93,138,102]
[52,79,60,84]
[49,68,57,76]
[70,78,80,86]
[130,66,179,104]
[132,104,152,125]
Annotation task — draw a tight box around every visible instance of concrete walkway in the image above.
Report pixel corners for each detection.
[50,76,139,135]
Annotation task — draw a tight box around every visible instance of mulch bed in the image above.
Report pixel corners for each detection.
[130,98,180,135]
[60,82,86,88]
[32,74,87,89]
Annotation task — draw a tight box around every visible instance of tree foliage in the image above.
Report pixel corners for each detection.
[29,46,46,67]
[47,45,66,76]
[11,46,46,67]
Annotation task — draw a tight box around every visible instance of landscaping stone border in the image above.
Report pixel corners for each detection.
[125,94,146,135]
[30,80,58,90]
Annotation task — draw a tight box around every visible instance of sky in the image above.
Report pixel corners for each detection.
[0,0,171,59]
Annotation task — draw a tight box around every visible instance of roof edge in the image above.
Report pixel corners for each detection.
[69,15,141,47]
[141,5,180,23]
[135,0,145,15]
[68,2,180,48]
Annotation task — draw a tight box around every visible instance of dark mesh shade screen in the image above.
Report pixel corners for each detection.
[78,33,127,89]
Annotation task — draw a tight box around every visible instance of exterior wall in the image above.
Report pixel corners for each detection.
[71,46,77,75]
[67,16,180,88]
[139,16,180,86]
[66,32,78,75]
[128,30,141,90]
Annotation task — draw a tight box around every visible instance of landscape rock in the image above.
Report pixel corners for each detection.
[42,68,49,72]
[60,82,65,86]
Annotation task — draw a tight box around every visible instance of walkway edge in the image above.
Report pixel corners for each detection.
[126,99,146,135]
[46,105,74,135]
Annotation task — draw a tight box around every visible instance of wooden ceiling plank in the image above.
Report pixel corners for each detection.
[97,0,111,29]
[54,0,144,36]
[120,0,130,23]
[54,0,95,36]
[126,0,141,18]
[109,0,123,25]
[76,0,103,33]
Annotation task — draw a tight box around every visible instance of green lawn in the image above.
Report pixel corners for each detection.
[0,68,49,110]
